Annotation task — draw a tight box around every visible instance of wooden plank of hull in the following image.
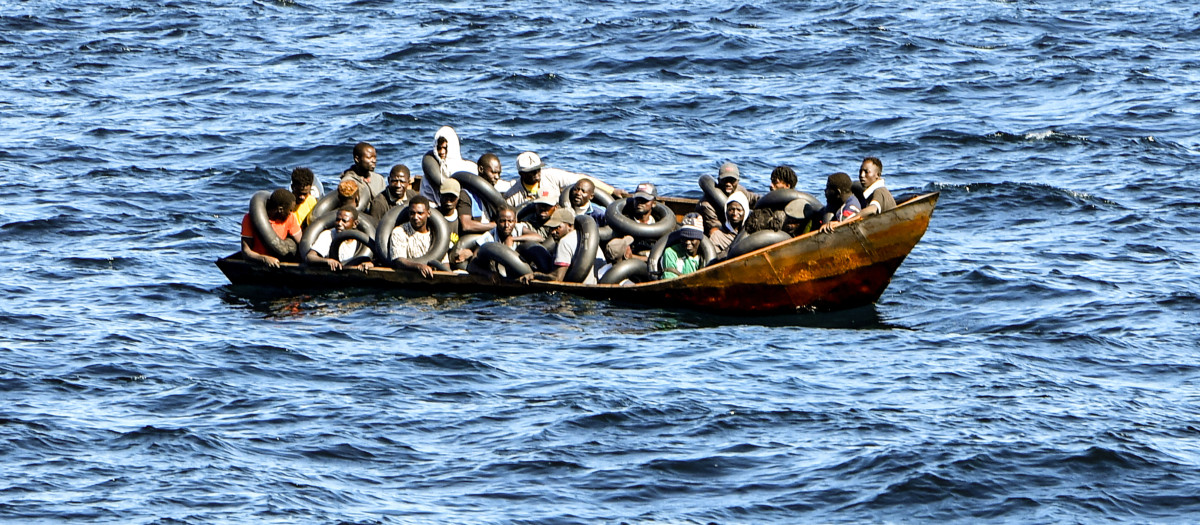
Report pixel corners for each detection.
[216,192,938,314]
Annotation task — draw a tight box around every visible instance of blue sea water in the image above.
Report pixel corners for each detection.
[2,0,1200,522]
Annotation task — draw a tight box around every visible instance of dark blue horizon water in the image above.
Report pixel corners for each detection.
[3,1,1199,523]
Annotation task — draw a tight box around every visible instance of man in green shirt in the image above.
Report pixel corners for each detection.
[662,213,704,279]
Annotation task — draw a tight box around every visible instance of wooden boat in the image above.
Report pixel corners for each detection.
[217,192,939,315]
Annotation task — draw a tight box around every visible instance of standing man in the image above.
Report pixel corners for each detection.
[818,172,862,234]
[369,164,417,222]
[856,156,896,219]
[340,142,384,207]
[290,167,318,228]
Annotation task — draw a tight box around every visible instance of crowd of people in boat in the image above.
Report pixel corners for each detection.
[239,126,898,284]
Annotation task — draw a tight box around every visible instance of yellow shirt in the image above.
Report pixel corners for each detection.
[294,194,317,227]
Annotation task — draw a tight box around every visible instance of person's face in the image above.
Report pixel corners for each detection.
[726,201,745,225]
[291,184,312,202]
[334,210,356,232]
[634,197,654,216]
[683,238,701,256]
[436,140,448,161]
[782,219,801,236]
[535,204,555,223]
[859,161,881,187]
[438,193,458,215]
[355,147,377,172]
[770,178,787,191]
[570,181,594,208]
[520,169,540,187]
[719,177,737,196]
[389,172,409,195]
[268,203,290,222]
[496,210,516,237]
[409,203,429,231]
[480,158,502,185]
[549,223,570,241]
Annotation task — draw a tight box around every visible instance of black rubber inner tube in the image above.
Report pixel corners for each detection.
[564,214,600,283]
[298,211,377,265]
[452,170,505,219]
[248,190,297,258]
[646,230,717,277]
[726,230,793,259]
[468,242,532,279]
[517,241,555,273]
[604,198,677,239]
[698,174,728,224]
[755,189,821,211]
[558,181,614,209]
[329,229,377,268]
[375,206,450,265]
[598,258,651,285]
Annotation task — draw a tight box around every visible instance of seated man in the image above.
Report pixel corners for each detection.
[241,188,302,268]
[742,207,783,235]
[708,191,749,253]
[856,156,896,219]
[567,177,607,227]
[524,194,560,242]
[290,167,318,228]
[503,151,627,207]
[662,213,705,279]
[454,205,542,262]
[818,172,862,233]
[387,195,436,279]
[527,208,606,284]
[697,162,758,237]
[340,142,384,206]
[438,178,490,265]
[605,182,660,263]
[369,164,417,222]
[306,206,374,272]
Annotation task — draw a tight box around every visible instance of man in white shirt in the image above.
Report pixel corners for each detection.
[387,195,436,279]
[306,206,373,272]
[502,151,627,207]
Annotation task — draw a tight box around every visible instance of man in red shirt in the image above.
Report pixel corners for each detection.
[240,189,302,268]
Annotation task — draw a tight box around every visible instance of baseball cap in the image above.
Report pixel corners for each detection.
[516,151,545,173]
[532,193,557,207]
[543,208,575,229]
[679,212,704,239]
[439,177,461,197]
[718,162,740,182]
[633,182,658,201]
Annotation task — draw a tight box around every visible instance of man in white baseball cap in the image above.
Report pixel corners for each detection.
[503,151,628,207]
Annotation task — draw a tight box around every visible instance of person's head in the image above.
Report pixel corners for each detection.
[266,188,297,221]
[494,205,517,238]
[353,142,376,173]
[744,208,781,235]
[783,200,808,237]
[826,172,854,204]
[542,208,576,241]
[531,195,557,224]
[632,182,657,217]
[438,178,461,216]
[570,178,596,208]
[859,157,882,188]
[408,195,431,232]
[726,193,748,229]
[717,162,740,196]
[516,151,544,186]
[337,179,359,206]
[770,165,797,191]
[478,153,502,185]
[436,136,449,161]
[679,212,704,256]
[388,165,411,197]
[290,167,315,202]
[334,206,358,232]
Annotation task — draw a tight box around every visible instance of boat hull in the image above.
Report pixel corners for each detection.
[217,192,938,315]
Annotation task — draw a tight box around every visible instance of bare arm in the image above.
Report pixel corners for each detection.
[391,258,433,279]
[459,214,492,234]
[242,237,279,268]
